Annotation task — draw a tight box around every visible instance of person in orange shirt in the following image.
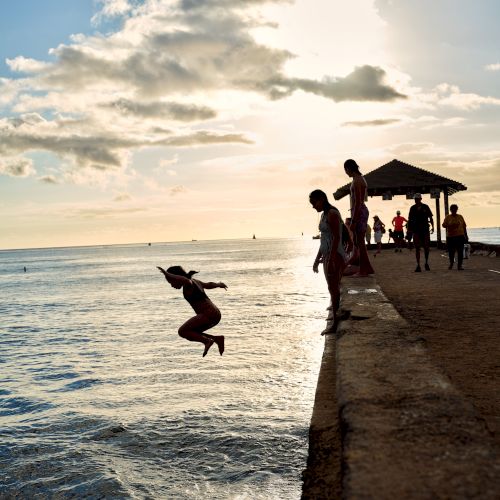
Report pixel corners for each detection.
[442,204,467,270]
[391,210,408,252]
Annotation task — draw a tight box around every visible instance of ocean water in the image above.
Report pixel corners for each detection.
[466,227,500,245]
[0,238,328,499]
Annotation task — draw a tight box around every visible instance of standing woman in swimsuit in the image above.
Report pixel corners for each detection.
[344,159,374,276]
[157,265,227,357]
[310,189,349,331]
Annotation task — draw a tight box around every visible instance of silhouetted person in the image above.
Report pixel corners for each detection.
[407,193,434,272]
[157,265,227,357]
[442,204,467,270]
[392,210,408,252]
[310,189,351,332]
[372,215,385,255]
[344,159,374,276]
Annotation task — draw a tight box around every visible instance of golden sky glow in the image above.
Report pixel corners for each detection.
[1,0,499,249]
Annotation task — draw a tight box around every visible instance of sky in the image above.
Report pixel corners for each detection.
[1,0,499,249]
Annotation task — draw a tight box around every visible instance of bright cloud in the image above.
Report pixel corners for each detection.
[484,63,500,71]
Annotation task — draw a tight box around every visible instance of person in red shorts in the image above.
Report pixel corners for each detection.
[392,210,408,252]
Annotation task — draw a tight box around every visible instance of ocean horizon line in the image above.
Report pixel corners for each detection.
[1,227,499,253]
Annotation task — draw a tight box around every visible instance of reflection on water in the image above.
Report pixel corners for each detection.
[0,238,327,498]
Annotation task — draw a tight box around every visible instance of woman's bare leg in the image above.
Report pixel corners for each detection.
[178,313,223,356]
[355,230,374,275]
[323,254,345,333]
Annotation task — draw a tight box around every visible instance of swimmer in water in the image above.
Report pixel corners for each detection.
[157,265,227,357]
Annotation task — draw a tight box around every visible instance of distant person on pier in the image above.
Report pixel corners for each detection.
[310,189,351,331]
[392,210,408,252]
[343,159,374,276]
[372,215,385,255]
[407,193,434,272]
[442,204,468,270]
[157,265,227,357]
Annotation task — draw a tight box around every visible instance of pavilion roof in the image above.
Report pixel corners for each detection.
[333,159,467,200]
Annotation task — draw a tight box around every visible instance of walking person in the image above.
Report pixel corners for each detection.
[442,204,467,270]
[392,210,408,252]
[310,189,350,331]
[344,159,374,276]
[407,193,434,272]
[157,265,227,357]
[372,215,385,255]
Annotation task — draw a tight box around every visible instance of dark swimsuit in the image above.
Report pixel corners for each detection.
[183,280,221,329]
[183,280,208,307]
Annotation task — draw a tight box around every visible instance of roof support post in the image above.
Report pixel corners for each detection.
[444,189,450,216]
[435,196,442,246]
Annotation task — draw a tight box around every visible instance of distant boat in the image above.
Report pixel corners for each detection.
[312,235,320,240]
[192,239,197,241]
[148,242,151,246]
[252,234,256,239]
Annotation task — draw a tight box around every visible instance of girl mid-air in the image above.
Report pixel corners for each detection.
[157,265,227,357]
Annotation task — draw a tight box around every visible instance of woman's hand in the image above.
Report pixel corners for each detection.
[219,282,228,290]
[313,256,322,273]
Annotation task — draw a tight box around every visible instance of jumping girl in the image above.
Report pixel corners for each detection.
[157,265,227,357]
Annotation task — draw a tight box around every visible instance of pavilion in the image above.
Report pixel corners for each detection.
[333,159,467,243]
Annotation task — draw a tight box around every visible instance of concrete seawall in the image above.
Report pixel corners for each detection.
[302,275,500,499]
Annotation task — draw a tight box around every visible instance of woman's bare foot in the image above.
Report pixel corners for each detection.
[202,339,215,357]
[215,336,225,356]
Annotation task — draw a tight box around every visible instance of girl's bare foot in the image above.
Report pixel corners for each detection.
[202,339,215,357]
[215,336,225,356]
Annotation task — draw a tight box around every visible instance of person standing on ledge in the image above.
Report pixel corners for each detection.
[157,265,227,357]
[344,159,374,276]
[310,189,350,332]
[407,193,434,272]
[442,204,467,270]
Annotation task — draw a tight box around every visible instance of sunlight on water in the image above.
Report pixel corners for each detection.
[0,238,328,498]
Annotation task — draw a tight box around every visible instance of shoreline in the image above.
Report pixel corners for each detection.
[303,250,500,498]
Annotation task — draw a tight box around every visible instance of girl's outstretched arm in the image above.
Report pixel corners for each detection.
[199,280,228,290]
[157,266,191,286]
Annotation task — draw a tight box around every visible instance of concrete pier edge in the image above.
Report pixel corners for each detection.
[302,276,500,499]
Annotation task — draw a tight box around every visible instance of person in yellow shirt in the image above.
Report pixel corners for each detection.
[442,204,467,270]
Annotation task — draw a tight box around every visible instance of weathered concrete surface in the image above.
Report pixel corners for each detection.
[302,333,341,499]
[337,277,500,499]
[303,274,500,499]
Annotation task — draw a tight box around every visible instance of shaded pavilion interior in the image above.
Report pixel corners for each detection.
[333,159,467,243]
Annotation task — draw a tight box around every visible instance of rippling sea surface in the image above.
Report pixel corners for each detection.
[0,238,329,499]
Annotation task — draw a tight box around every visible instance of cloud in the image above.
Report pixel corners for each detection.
[159,156,179,169]
[0,117,252,172]
[0,0,405,185]
[0,157,35,177]
[103,98,217,121]
[484,63,500,71]
[113,192,132,201]
[261,66,406,102]
[38,175,59,184]
[342,118,401,127]
[91,0,134,25]
[159,130,253,147]
[6,56,50,74]
[419,83,500,110]
[169,185,187,196]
